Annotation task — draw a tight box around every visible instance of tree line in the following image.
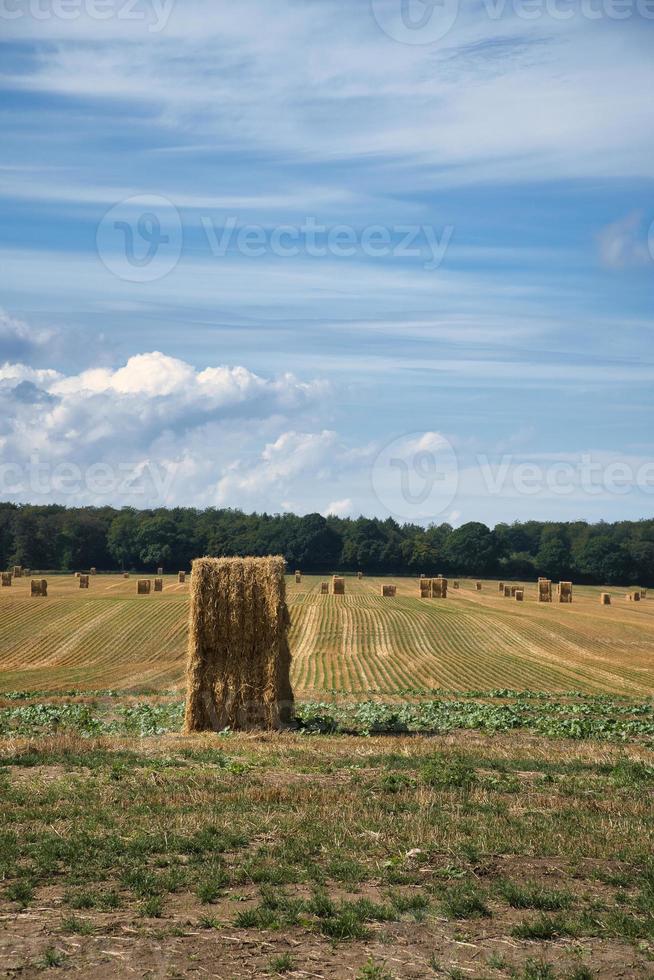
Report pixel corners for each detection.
[0,502,653,585]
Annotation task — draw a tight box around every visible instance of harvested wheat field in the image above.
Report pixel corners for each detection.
[0,573,653,696]
[2,574,654,978]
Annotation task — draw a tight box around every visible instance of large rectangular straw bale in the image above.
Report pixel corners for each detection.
[332,575,345,595]
[178,571,186,583]
[515,589,524,602]
[137,579,151,595]
[183,556,293,732]
[558,581,573,603]
[538,579,552,602]
[30,579,47,596]
[320,582,329,594]
[601,593,611,605]
[79,574,89,589]
[633,591,641,602]
[420,579,431,597]
[381,584,396,597]
[154,577,163,592]
[432,577,448,598]
[1,572,11,587]
[13,565,22,578]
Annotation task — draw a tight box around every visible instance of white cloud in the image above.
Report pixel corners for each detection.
[0,350,334,508]
[324,498,353,517]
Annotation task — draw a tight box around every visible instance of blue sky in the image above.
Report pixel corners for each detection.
[0,0,653,525]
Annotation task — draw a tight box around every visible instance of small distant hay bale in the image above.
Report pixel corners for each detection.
[90,567,97,575]
[600,593,611,605]
[183,555,293,733]
[13,565,22,578]
[558,581,573,604]
[157,567,163,576]
[357,571,363,579]
[538,579,552,603]
[381,584,396,597]
[515,589,524,602]
[178,571,186,583]
[420,579,432,598]
[640,589,647,599]
[432,577,448,598]
[154,577,163,592]
[498,582,504,592]
[137,579,151,595]
[453,581,459,589]
[419,573,425,579]
[74,572,81,578]
[30,579,47,597]
[332,576,345,595]
[1,572,12,587]
[510,586,518,596]
[295,573,301,584]
[320,581,329,594]
[504,585,511,597]
[633,591,641,602]
[475,581,482,591]
[79,574,89,589]
[123,572,130,579]
[625,593,632,602]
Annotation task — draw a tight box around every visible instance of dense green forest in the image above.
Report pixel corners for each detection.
[1,502,653,585]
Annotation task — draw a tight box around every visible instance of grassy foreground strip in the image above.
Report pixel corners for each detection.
[1,722,654,977]
[1,690,654,742]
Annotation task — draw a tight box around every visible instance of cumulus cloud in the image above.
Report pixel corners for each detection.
[0,350,333,508]
[0,310,52,363]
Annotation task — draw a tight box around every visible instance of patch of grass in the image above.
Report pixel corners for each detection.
[39,947,66,969]
[138,895,163,918]
[5,879,34,908]
[441,883,489,919]
[512,913,574,940]
[520,960,557,980]
[499,880,573,911]
[234,905,280,929]
[196,867,229,903]
[60,915,94,935]
[420,752,477,790]
[356,958,396,980]
[269,952,295,974]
